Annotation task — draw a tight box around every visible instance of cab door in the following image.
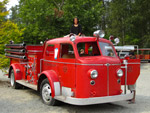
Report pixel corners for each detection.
[58,43,76,88]
[121,59,140,85]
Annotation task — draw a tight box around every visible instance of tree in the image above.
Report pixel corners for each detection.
[132,0,150,48]
[63,0,104,36]
[0,0,8,22]
[0,0,24,70]
[9,0,150,48]
[104,0,150,47]
[105,0,136,45]
[9,5,20,23]
[16,0,104,44]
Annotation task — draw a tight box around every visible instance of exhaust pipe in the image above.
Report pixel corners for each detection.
[5,43,26,49]
[5,54,27,60]
[5,49,25,55]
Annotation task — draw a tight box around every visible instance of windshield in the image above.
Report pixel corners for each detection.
[77,42,100,57]
[99,42,116,57]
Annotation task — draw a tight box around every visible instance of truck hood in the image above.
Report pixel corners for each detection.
[76,56,121,65]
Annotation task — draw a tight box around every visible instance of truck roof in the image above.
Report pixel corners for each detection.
[47,36,110,44]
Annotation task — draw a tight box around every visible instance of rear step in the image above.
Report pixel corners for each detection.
[16,80,37,90]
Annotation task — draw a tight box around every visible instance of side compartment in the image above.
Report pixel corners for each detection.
[25,45,43,85]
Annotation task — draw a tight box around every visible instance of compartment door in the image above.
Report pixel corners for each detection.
[121,59,140,85]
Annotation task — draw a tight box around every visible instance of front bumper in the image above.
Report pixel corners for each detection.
[55,92,133,105]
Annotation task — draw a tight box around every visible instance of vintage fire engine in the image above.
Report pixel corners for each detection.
[5,30,140,106]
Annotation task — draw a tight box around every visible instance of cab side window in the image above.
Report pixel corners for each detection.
[60,44,75,59]
[45,44,54,58]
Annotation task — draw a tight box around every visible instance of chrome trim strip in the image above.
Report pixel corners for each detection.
[121,63,140,65]
[62,87,73,97]
[78,63,121,66]
[124,64,127,94]
[41,59,120,66]
[43,59,76,65]
[111,64,121,66]
[121,66,125,68]
[105,63,110,96]
[20,62,33,64]
[54,82,60,96]
[27,50,43,53]
[127,63,140,65]
[40,59,43,73]
[54,92,134,105]
[76,63,103,66]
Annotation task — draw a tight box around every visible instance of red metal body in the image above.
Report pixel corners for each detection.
[121,59,140,85]
[6,36,141,105]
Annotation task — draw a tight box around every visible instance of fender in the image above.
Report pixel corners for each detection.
[9,63,23,80]
[39,70,60,97]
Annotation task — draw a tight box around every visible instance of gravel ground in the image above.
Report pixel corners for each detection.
[0,63,150,113]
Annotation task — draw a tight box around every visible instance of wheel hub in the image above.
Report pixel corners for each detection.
[42,84,51,102]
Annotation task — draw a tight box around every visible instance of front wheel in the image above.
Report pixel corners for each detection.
[10,69,21,89]
[40,78,59,106]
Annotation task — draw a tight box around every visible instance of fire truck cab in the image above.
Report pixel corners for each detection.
[5,31,140,106]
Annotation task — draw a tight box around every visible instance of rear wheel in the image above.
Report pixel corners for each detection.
[10,69,21,89]
[40,78,59,106]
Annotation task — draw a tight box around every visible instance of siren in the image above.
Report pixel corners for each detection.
[93,30,105,38]
[109,35,120,45]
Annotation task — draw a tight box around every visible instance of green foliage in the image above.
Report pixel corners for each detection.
[105,0,150,47]
[0,0,25,70]
[0,54,9,72]
[63,0,103,36]
[9,5,19,23]
[0,0,8,22]
[0,20,24,54]
[14,0,104,44]
[8,0,150,48]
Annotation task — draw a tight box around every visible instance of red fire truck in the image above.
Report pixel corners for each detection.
[5,30,140,106]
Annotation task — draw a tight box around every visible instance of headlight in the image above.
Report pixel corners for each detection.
[117,69,123,77]
[91,70,98,79]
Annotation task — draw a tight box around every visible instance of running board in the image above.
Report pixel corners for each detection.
[16,80,37,90]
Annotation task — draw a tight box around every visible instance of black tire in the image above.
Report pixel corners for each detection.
[40,78,59,106]
[10,69,22,89]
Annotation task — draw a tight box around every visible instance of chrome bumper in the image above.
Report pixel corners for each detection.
[55,93,133,105]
